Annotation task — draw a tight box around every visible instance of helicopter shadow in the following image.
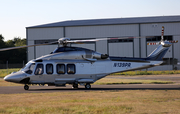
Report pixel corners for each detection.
[28,86,180,92]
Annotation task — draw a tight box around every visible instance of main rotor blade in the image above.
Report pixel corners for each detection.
[67,36,153,43]
[0,41,58,51]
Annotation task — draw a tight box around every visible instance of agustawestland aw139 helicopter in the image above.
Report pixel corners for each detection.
[1,26,178,90]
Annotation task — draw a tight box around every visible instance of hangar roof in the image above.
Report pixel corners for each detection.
[27,15,180,28]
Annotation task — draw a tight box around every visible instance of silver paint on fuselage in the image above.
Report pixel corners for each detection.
[3,44,167,88]
[4,58,162,85]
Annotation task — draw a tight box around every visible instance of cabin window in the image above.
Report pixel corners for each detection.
[35,64,44,75]
[67,64,76,74]
[46,64,53,74]
[57,64,65,74]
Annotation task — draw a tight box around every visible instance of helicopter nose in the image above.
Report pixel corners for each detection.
[4,73,26,83]
[4,76,17,82]
[4,76,12,82]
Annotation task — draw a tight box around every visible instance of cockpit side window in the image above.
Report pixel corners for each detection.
[46,64,53,74]
[35,64,44,75]
[25,63,35,74]
[30,63,35,71]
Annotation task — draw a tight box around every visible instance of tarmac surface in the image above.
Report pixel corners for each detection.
[0,75,180,94]
[0,84,180,94]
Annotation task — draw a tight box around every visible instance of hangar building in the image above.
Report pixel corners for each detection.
[26,15,180,71]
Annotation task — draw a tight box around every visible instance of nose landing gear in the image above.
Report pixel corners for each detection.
[24,85,29,90]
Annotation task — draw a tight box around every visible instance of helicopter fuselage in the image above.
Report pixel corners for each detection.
[4,58,162,87]
[3,44,167,90]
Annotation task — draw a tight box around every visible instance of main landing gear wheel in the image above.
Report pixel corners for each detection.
[85,83,91,89]
[24,85,29,90]
[72,84,78,89]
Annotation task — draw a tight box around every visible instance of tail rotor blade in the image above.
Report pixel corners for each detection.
[168,40,178,43]
[147,42,160,45]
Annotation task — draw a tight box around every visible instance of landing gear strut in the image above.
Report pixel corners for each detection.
[24,85,29,90]
[85,83,91,89]
[72,84,78,89]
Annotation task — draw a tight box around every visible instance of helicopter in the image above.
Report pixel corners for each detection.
[1,26,178,90]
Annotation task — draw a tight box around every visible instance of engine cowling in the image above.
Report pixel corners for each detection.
[92,52,108,59]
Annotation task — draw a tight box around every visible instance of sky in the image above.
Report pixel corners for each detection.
[0,0,180,41]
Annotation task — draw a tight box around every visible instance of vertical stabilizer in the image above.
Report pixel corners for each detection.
[147,41,171,60]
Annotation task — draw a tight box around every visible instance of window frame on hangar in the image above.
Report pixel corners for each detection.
[26,15,180,70]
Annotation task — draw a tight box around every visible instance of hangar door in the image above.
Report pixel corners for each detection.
[36,45,57,58]
[71,38,95,51]
[34,40,58,58]
[108,39,133,57]
[71,43,95,51]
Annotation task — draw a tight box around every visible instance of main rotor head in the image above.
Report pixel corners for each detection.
[58,38,71,46]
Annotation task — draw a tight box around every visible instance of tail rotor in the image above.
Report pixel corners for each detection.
[147,26,178,60]
[147,26,178,46]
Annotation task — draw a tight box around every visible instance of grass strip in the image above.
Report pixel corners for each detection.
[0,90,180,114]
[112,70,180,76]
[0,68,20,78]
[93,78,173,85]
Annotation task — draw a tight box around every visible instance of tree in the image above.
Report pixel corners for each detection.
[0,34,6,48]
[0,35,27,64]
[14,37,26,47]
[6,40,15,47]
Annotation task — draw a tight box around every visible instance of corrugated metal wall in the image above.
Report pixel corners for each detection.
[27,27,64,60]
[28,27,64,40]
[71,44,95,51]
[36,45,57,58]
[65,24,138,57]
[27,22,180,70]
[108,42,133,57]
[96,40,107,54]
[65,24,139,38]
